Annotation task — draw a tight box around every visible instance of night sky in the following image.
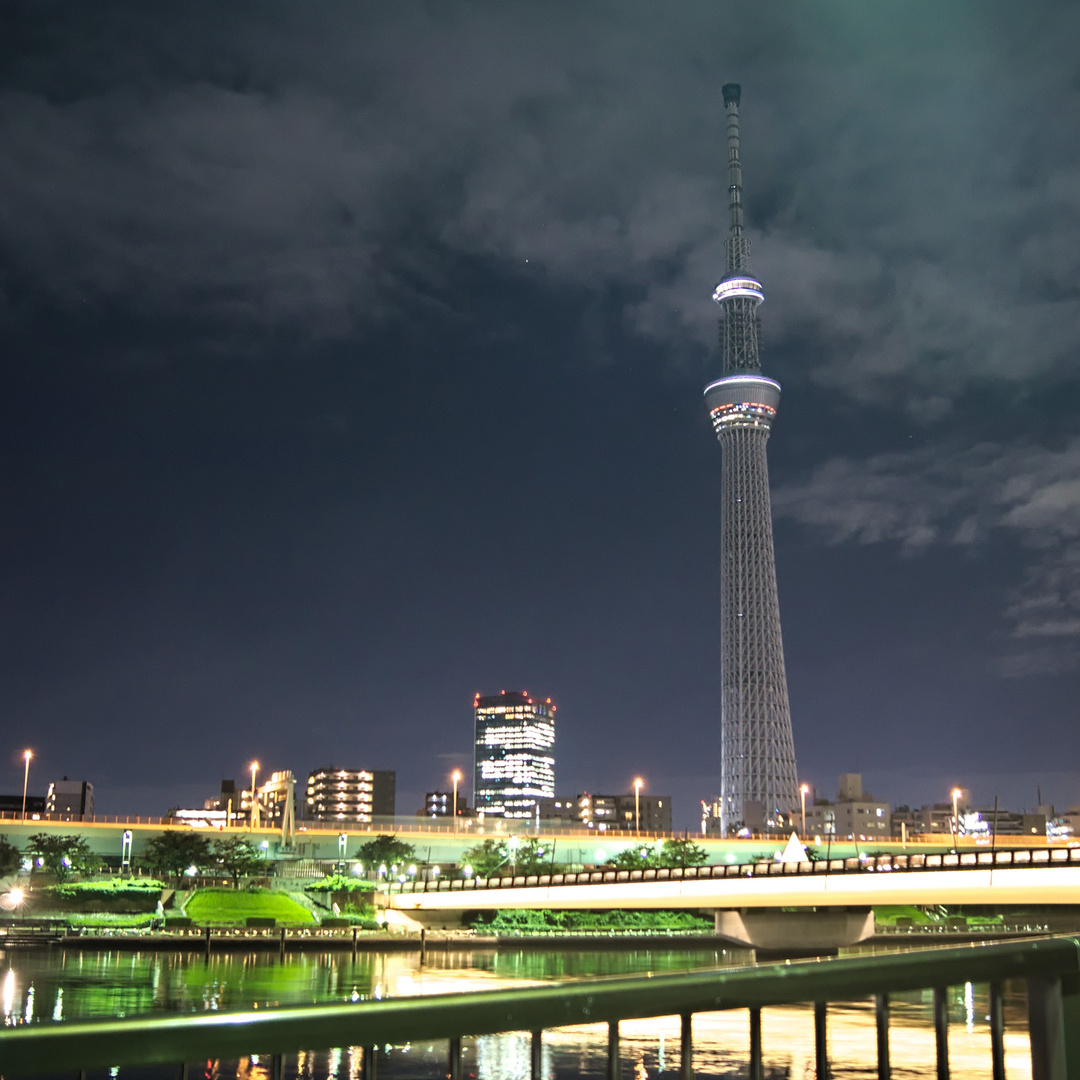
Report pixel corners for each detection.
[3,3,1080,828]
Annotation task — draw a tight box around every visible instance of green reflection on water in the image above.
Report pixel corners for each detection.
[0,947,745,1025]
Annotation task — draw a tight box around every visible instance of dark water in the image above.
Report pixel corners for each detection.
[0,947,1031,1080]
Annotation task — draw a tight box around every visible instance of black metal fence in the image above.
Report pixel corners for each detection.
[0,936,1078,1080]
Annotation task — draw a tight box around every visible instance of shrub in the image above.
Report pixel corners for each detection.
[50,878,164,899]
[306,874,376,893]
[470,909,712,933]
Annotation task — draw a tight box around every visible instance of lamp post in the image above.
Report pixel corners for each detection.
[800,783,809,839]
[21,750,33,822]
[633,777,644,834]
[249,761,260,830]
[451,770,462,829]
[951,788,962,852]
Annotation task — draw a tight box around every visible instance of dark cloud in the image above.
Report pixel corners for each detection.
[773,438,1080,673]
[4,2,1080,398]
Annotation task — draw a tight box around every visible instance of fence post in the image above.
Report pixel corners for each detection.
[607,1021,619,1080]
[1027,975,1077,1080]
[531,1030,543,1080]
[875,993,890,1080]
[814,1001,828,1080]
[933,986,949,1080]
[749,1007,763,1080]
[989,982,1005,1080]
[361,1045,377,1080]
[680,1012,693,1080]
[447,1036,462,1080]
[1064,976,1080,1080]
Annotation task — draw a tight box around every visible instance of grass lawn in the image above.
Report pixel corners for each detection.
[67,913,157,928]
[183,889,316,926]
[874,905,937,926]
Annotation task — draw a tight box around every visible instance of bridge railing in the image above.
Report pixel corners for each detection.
[0,937,1077,1080]
[386,844,1080,892]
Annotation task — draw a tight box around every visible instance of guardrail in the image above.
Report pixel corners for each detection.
[0,937,1077,1080]
[386,845,1080,892]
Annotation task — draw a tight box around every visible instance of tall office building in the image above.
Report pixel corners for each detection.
[704,84,799,834]
[473,690,555,819]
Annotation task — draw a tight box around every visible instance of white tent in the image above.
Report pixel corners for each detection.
[778,831,808,863]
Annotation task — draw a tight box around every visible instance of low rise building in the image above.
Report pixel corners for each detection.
[305,767,395,823]
[422,790,472,818]
[537,797,581,827]
[0,794,45,817]
[803,774,889,842]
[47,778,94,820]
[575,792,672,833]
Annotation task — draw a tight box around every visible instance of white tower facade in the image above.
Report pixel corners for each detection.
[704,84,799,834]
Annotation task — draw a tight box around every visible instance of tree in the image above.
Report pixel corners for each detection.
[142,832,213,885]
[0,838,21,878]
[26,834,95,882]
[604,837,709,871]
[607,845,658,871]
[212,836,265,886]
[461,837,551,877]
[355,835,417,870]
[658,837,708,868]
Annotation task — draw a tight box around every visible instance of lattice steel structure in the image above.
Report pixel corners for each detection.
[704,84,799,834]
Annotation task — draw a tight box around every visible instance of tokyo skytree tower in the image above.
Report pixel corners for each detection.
[704,84,799,834]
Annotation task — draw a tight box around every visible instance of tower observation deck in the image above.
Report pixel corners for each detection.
[704,83,799,835]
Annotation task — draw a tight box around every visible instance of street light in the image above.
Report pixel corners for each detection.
[21,750,33,822]
[800,784,810,839]
[633,777,644,834]
[451,770,462,828]
[249,761,260,830]
[951,788,963,851]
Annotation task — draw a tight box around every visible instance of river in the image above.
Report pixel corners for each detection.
[0,945,1032,1079]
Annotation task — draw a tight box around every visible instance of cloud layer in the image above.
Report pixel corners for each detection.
[773,438,1080,673]
[2,3,1080,407]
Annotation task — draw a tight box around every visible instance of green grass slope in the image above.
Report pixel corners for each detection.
[183,889,316,926]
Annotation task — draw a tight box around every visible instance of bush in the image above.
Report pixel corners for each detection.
[321,913,381,929]
[50,878,164,899]
[469,909,712,933]
[66,913,158,929]
[306,874,376,893]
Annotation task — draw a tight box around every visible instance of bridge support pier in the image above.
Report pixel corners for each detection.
[714,908,875,951]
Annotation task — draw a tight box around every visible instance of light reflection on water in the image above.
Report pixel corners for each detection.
[0,946,1031,1080]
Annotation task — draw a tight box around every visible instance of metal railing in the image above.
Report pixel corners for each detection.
[1,936,1078,1080]
[386,845,1080,892]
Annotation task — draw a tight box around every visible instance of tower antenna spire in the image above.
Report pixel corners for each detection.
[722,83,745,249]
[713,83,763,374]
[703,84,799,837]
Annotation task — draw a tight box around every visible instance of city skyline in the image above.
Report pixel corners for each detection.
[3,4,1080,828]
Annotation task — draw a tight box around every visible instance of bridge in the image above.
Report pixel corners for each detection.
[0,811,1066,867]
[385,847,1080,948]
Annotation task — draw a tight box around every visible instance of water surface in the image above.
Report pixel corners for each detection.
[0,946,1031,1080]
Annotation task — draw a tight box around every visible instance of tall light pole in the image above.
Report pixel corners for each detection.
[951,787,962,852]
[800,783,809,839]
[634,777,644,834]
[21,750,33,822]
[249,761,260,830]
[451,770,462,830]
